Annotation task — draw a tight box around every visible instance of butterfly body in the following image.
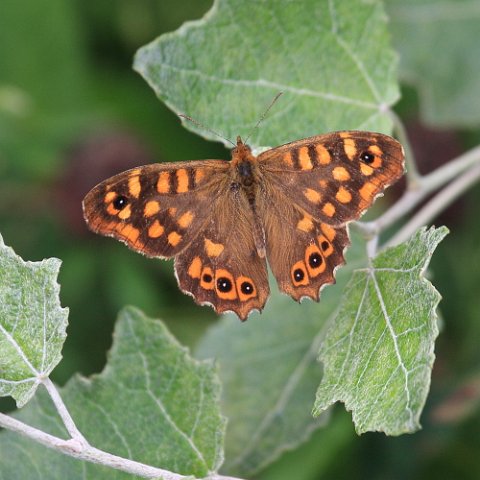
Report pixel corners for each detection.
[83,131,404,320]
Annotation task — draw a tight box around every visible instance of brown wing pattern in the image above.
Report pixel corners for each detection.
[174,192,269,320]
[258,131,404,226]
[258,192,350,301]
[83,161,229,258]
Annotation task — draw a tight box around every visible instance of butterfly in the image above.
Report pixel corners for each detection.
[83,131,404,320]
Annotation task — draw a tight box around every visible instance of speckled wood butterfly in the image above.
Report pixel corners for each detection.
[83,131,404,320]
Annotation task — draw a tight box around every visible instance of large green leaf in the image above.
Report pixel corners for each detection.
[134,0,399,150]
[0,233,68,407]
[196,238,366,477]
[0,307,225,478]
[313,227,448,434]
[387,0,480,127]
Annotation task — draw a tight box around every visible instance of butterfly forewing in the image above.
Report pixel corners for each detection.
[83,160,229,258]
[258,131,404,226]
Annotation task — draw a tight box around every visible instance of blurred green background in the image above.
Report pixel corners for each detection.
[1,1,480,479]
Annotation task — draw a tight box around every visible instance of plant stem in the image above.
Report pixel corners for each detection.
[388,161,480,246]
[42,377,88,445]
[0,411,244,480]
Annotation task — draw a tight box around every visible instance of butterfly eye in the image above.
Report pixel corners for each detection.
[113,195,129,210]
[359,151,375,164]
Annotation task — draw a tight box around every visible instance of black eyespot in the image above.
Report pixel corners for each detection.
[321,240,330,251]
[360,151,375,164]
[113,195,128,210]
[293,268,305,282]
[240,281,254,295]
[202,273,213,283]
[217,277,232,292]
[308,252,323,269]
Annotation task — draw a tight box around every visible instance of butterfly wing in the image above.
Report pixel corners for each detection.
[258,190,350,301]
[82,160,230,258]
[174,191,269,320]
[257,130,404,300]
[83,159,269,320]
[258,131,404,225]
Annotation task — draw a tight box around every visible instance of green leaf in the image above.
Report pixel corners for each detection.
[387,0,480,127]
[313,226,449,435]
[196,238,366,477]
[134,0,399,150]
[0,307,225,478]
[0,233,68,407]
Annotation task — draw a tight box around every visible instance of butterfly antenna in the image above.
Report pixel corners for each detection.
[244,91,284,144]
[178,114,235,147]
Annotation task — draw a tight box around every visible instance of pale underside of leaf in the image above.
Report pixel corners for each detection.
[314,226,448,435]
[0,233,68,407]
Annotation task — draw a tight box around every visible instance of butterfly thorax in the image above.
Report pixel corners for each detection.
[231,136,260,204]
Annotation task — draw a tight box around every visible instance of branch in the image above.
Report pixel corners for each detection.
[0,410,244,480]
[388,161,480,246]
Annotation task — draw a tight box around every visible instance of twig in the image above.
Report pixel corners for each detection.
[0,411,244,480]
[42,377,88,446]
[387,161,480,246]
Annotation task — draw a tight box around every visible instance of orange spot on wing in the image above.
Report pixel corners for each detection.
[128,174,141,198]
[204,238,224,257]
[176,169,189,193]
[188,257,202,279]
[104,191,117,203]
[297,215,314,232]
[336,186,352,204]
[322,202,336,217]
[144,200,160,217]
[195,169,205,184]
[315,144,331,165]
[343,138,357,160]
[298,146,313,170]
[332,166,351,181]
[118,204,132,220]
[283,151,294,167]
[360,163,374,176]
[304,188,322,204]
[320,223,336,242]
[168,231,182,247]
[359,182,378,208]
[157,172,170,193]
[148,220,164,238]
[178,211,194,228]
[116,223,139,244]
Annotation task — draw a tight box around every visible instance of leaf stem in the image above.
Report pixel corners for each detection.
[42,377,88,446]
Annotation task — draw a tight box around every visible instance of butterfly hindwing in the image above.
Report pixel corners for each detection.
[83,160,229,257]
[174,191,269,320]
[259,190,350,301]
[258,131,404,225]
